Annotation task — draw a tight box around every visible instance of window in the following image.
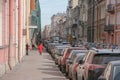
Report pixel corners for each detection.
[0,0,2,46]
[92,55,120,65]
[117,12,120,26]
[117,0,120,4]
[113,66,120,80]
[101,4,105,19]
[110,15,114,24]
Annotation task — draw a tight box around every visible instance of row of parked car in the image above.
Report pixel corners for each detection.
[43,40,120,80]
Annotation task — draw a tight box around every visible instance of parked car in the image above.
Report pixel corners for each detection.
[98,60,120,80]
[50,43,63,58]
[58,47,67,68]
[66,50,88,76]
[68,53,86,80]
[54,45,70,64]
[60,47,86,73]
[76,49,120,80]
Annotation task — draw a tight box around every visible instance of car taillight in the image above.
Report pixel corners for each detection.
[88,64,105,70]
[87,65,93,70]
[74,64,79,71]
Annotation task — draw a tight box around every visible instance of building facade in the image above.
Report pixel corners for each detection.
[43,25,51,40]
[0,0,32,77]
[50,13,67,40]
[30,0,41,48]
[78,0,88,42]
[104,0,120,45]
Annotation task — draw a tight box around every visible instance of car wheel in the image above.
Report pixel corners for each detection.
[69,78,72,80]
[60,65,62,71]
[61,67,64,73]
[76,73,78,80]
[82,77,84,80]
[65,72,68,76]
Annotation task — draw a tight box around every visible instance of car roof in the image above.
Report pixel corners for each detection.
[71,50,88,53]
[109,60,120,66]
[76,53,86,56]
[90,49,120,54]
[56,46,70,49]
[69,47,86,49]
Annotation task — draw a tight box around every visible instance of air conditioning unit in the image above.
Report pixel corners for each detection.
[106,4,115,14]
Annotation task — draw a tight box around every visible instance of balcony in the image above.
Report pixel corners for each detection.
[68,0,72,8]
[104,24,114,32]
[106,4,115,14]
[69,5,72,8]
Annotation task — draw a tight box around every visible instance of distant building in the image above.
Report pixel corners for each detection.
[30,0,41,47]
[51,13,67,40]
[43,25,51,39]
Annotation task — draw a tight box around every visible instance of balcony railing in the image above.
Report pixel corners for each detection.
[106,4,115,14]
[104,24,114,32]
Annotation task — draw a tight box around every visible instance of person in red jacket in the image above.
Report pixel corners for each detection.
[38,42,43,55]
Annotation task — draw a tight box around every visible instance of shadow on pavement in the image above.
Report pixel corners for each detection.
[43,54,53,61]
[42,77,66,80]
[42,71,63,77]
[42,64,56,67]
[42,61,55,64]
[37,67,58,71]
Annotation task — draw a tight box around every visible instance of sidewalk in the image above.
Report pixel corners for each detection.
[0,49,68,80]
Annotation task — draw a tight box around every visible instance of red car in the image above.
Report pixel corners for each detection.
[60,47,86,73]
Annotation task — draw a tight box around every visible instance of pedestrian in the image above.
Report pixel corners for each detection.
[38,42,43,55]
[26,43,29,55]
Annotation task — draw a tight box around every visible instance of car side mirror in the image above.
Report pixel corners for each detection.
[79,60,83,64]
[98,77,106,80]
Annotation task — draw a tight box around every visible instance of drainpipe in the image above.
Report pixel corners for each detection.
[92,0,95,42]
[26,0,30,46]
[8,0,15,70]
[18,0,22,63]
[114,0,117,45]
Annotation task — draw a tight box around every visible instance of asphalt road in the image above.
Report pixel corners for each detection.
[0,49,68,80]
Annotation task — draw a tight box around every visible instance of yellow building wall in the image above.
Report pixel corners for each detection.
[72,0,78,9]
[30,0,36,13]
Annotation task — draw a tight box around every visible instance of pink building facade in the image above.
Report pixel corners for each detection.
[105,0,120,45]
[0,0,26,77]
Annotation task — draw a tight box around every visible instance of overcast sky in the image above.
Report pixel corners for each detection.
[40,0,68,29]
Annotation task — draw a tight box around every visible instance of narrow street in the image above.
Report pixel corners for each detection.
[0,49,68,80]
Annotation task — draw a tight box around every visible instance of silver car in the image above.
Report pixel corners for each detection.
[98,60,120,80]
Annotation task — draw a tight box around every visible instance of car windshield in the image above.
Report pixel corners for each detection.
[92,54,120,65]
[114,66,120,80]
[70,51,83,60]
[74,54,85,64]
[69,50,88,59]
[57,49,63,55]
